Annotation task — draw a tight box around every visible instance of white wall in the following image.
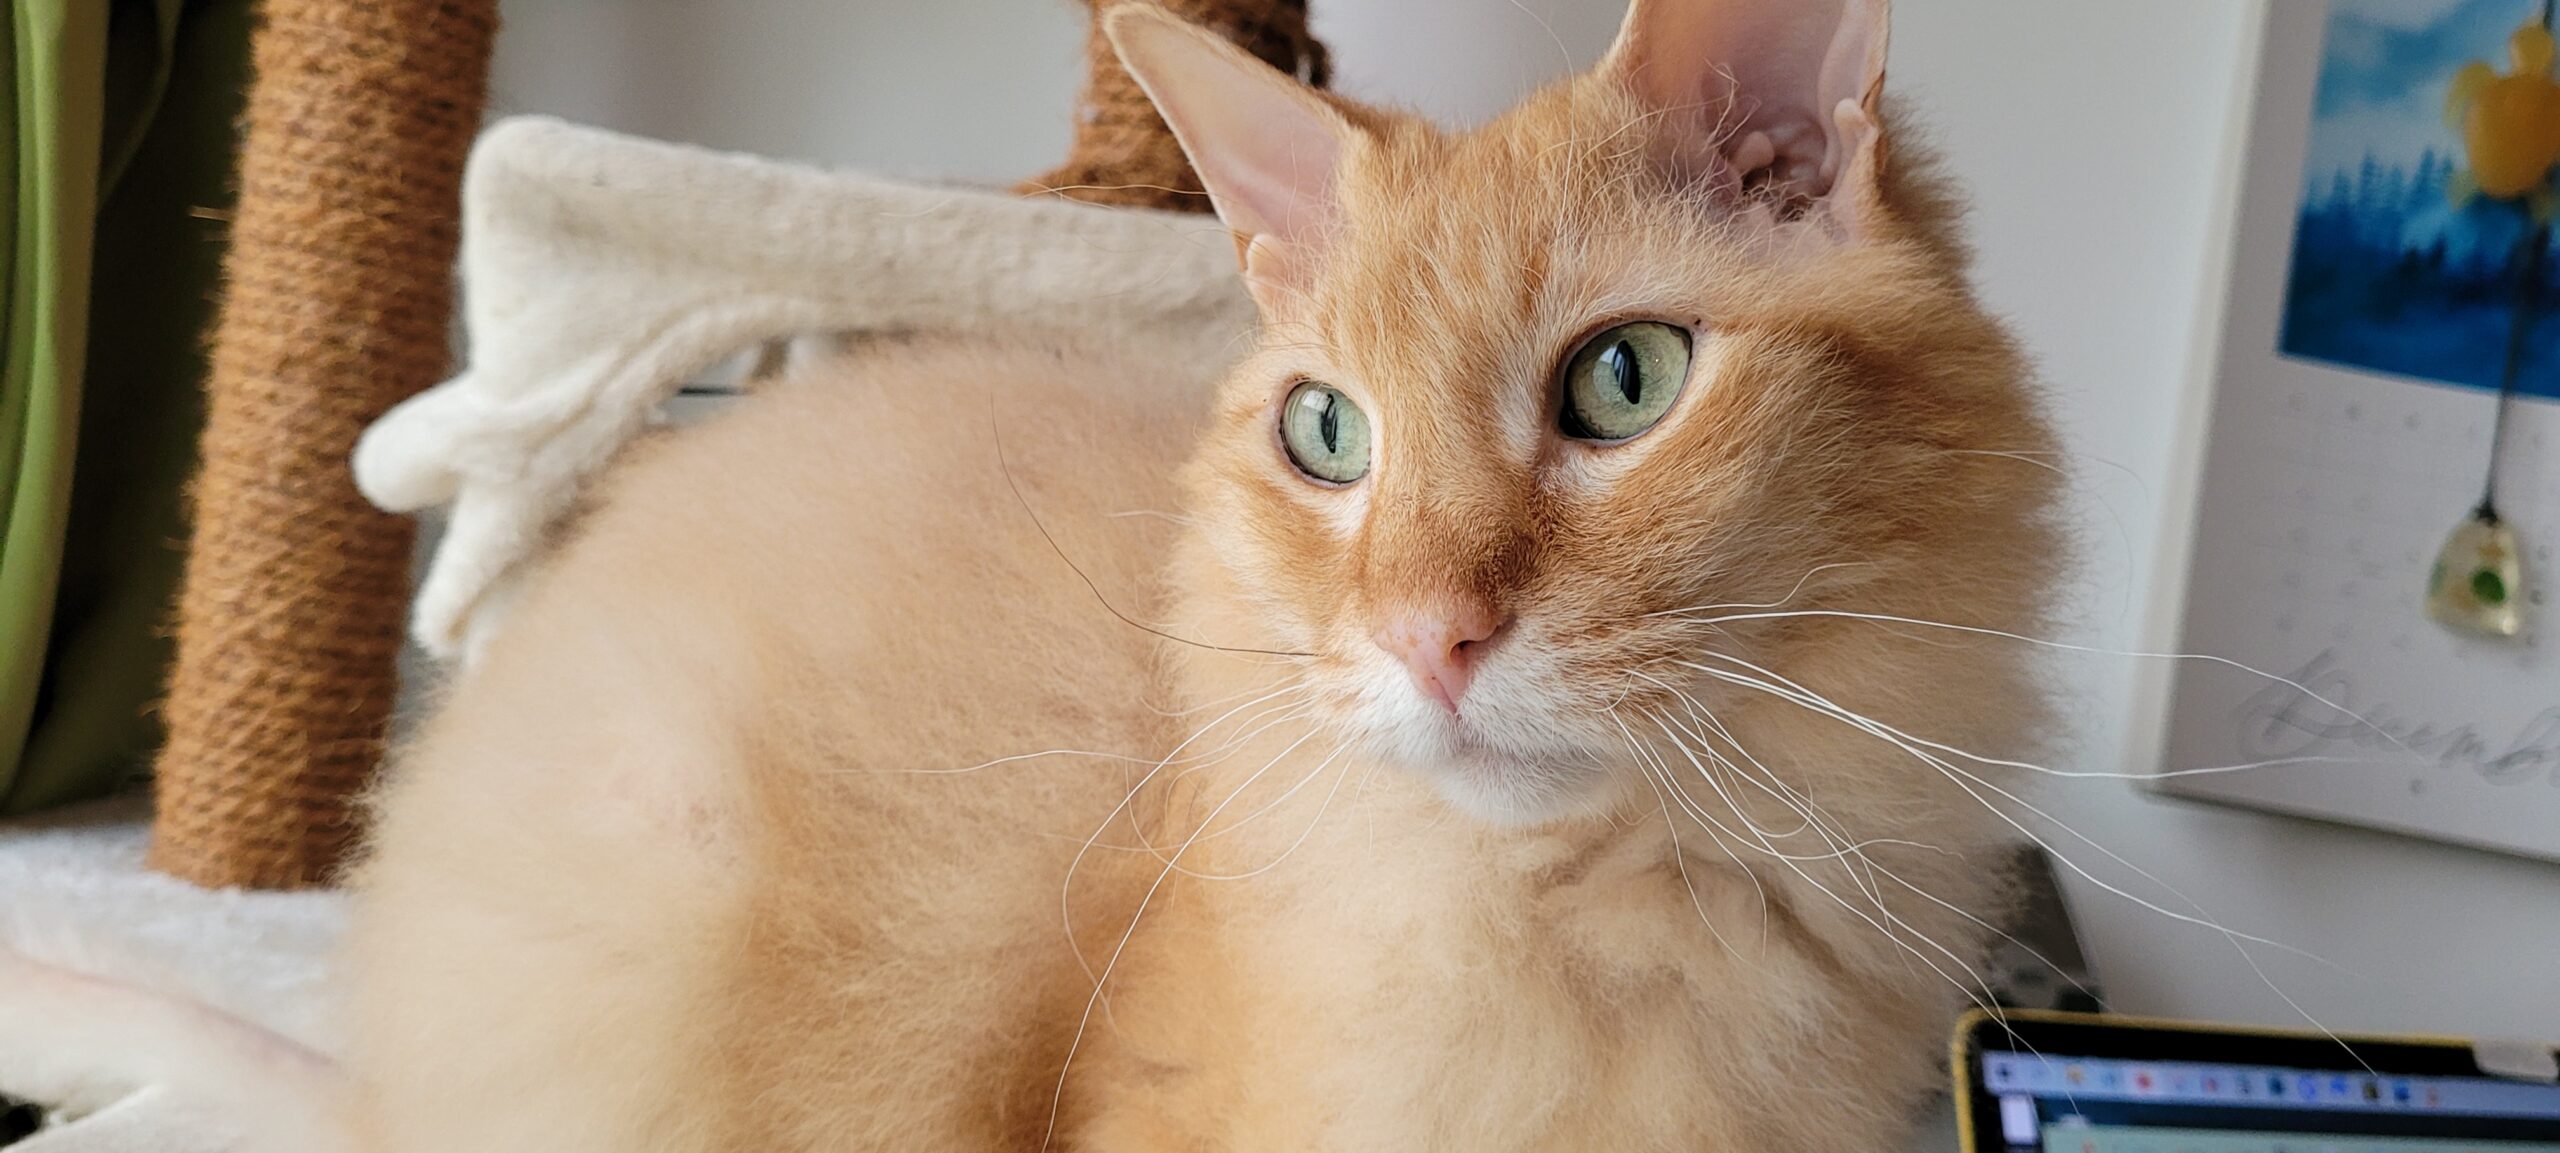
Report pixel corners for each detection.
[491,0,2560,1041]
[1890,2,2560,1044]
[490,0,1084,184]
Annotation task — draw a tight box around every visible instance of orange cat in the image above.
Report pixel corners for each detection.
[347,0,2061,1149]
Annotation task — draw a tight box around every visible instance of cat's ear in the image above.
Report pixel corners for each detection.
[1602,0,1890,234]
[1106,5,1355,309]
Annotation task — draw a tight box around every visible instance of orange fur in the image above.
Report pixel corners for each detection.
[348,3,2062,1149]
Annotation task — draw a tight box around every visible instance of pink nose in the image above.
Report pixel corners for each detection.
[1372,599,1509,713]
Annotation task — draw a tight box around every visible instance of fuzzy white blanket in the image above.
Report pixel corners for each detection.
[353,116,1253,664]
[0,802,343,1152]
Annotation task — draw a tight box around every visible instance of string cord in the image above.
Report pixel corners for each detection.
[2484,224,2538,519]
[2482,0,2560,519]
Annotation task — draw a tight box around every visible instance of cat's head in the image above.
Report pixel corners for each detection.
[1115,0,2058,825]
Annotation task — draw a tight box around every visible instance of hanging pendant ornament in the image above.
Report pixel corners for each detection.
[2430,12,2555,639]
[2426,503,2526,637]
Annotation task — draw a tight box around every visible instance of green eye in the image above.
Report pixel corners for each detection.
[1280,381,1371,484]
[1559,322,1691,441]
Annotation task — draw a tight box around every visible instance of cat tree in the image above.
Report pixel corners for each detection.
[149,0,499,890]
[1025,0,1328,212]
[154,0,1322,890]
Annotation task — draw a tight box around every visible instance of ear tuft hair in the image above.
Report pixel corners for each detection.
[1602,0,1891,227]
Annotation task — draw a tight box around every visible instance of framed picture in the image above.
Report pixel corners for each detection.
[2150,0,2560,861]
[2279,2,2560,400]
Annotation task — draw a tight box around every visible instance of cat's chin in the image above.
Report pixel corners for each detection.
[1351,687,1623,825]
[1399,746,1618,828]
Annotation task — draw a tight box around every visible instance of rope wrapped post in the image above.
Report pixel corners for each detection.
[1022,0,1328,212]
[149,0,498,889]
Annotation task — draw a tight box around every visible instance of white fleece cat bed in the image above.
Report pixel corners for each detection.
[353,115,1255,664]
[0,802,343,1152]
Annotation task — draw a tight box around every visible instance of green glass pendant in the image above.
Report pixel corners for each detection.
[2425,506,2526,638]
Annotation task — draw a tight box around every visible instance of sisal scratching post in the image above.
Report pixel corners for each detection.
[1023,0,1328,212]
[150,0,498,889]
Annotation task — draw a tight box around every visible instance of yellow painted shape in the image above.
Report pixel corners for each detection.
[2451,25,2560,201]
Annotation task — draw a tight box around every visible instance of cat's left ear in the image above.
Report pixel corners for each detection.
[1603,0,1890,235]
[1107,5,1356,310]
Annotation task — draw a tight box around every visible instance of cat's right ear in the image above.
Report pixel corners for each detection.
[1106,5,1355,311]
[1602,0,1891,236]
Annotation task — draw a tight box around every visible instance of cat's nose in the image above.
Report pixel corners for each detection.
[1372,599,1510,714]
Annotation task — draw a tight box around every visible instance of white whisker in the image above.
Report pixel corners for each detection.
[1611,707,1772,950]
[1616,717,1764,966]
[1660,609,2411,755]
[1186,743,1358,880]
[1639,562,1870,620]
[1061,683,1307,976]
[1044,722,1323,1150]
[1670,653,2374,1070]
[1634,707,2013,1024]
[1637,691,2082,1057]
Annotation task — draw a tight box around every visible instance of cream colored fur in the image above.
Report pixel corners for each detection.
[349,1,2064,1149]
[352,340,1204,1152]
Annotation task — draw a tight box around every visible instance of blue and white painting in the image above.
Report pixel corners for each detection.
[2281,0,2560,399]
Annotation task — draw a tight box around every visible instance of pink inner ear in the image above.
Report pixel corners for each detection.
[1613,0,1886,202]
[1202,114,1343,245]
[1106,8,1347,284]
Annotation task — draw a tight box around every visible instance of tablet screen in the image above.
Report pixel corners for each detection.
[1959,1013,2560,1153]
